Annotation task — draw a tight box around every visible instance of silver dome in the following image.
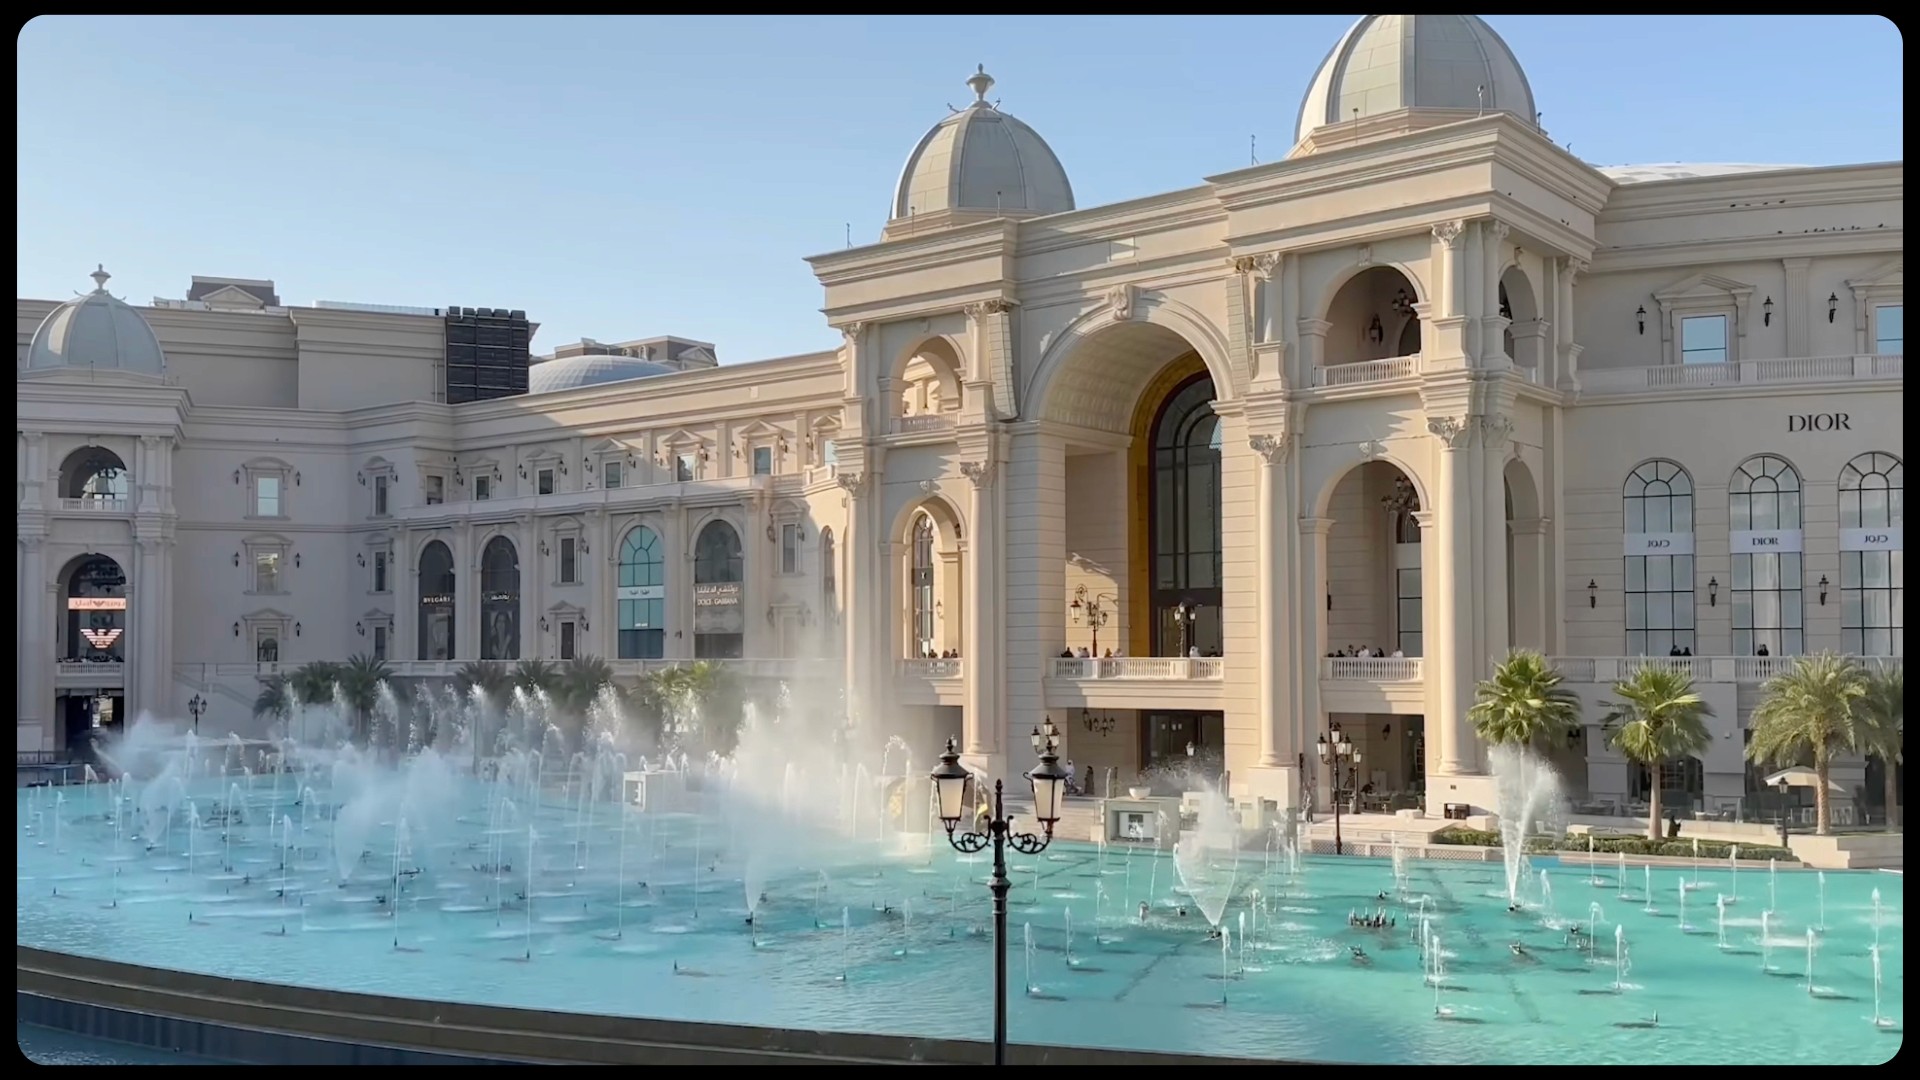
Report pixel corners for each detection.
[1295,15,1537,147]
[527,353,678,395]
[27,266,168,376]
[890,66,1074,226]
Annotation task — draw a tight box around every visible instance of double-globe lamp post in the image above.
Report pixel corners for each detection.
[1317,725,1362,856]
[930,720,1070,1066]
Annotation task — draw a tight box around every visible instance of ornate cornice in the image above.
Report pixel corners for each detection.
[1426,413,1513,450]
[1426,415,1472,450]
[1108,284,1136,322]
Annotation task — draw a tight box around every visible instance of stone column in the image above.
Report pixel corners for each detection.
[394,532,416,663]
[522,516,541,661]
[1250,434,1293,768]
[1508,516,1550,651]
[21,432,47,510]
[133,533,169,717]
[456,524,476,661]
[1298,515,1333,799]
[1555,257,1585,391]
[961,459,1002,758]
[837,473,884,727]
[1002,430,1067,780]
[1296,319,1331,376]
[1426,418,1475,777]
[1480,221,1511,368]
[20,533,50,747]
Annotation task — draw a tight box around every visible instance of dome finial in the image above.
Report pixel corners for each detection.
[967,64,994,105]
[90,265,111,293]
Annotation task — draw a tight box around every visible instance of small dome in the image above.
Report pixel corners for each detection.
[526,353,678,395]
[887,66,1074,238]
[1295,15,1536,149]
[27,266,168,376]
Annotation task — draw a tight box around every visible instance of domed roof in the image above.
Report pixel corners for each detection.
[526,353,678,395]
[27,266,168,376]
[886,66,1074,239]
[1295,15,1536,149]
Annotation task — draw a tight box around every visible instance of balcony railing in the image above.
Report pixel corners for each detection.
[894,414,955,435]
[1547,655,1902,684]
[1049,657,1223,681]
[1580,354,1901,396]
[57,497,129,512]
[1321,656,1424,681]
[899,658,963,679]
[1313,354,1420,388]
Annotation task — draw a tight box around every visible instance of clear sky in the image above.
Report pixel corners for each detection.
[16,15,1903,363]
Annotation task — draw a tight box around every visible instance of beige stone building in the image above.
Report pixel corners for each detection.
[16,15,1903,820]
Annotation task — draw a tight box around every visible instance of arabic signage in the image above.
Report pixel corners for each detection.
[694,583,741,608]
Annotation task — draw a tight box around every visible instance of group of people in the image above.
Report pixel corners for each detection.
[916,648,961,659]
[1326,645,1405,659]
[1057,646,1122,658]
[1348,907,1396,930]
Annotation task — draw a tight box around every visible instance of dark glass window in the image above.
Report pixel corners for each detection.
[417,541,455,660]
[1149,374,1222,656]
[480,536,521,661]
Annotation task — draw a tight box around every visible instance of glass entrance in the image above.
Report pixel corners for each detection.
[1141,711,1224,781]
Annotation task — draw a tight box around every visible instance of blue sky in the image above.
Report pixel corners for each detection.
[16,15,1903,363]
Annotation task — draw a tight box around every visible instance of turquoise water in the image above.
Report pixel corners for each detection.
[16,782,1902,1065]
[16,1023,219,1065]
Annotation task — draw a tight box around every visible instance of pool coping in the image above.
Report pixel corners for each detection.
[17,946,1282,1065]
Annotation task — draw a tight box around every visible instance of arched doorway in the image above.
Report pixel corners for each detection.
[1498,267,1543,370]
[59,446,130,504]
[617,526,666,659]
[896,502,963,659]
[58,553,128,757]
[1322,266,1423,371]
[417,541,456,660]
[692,520,745,658]
[481,536,521,661]
[1146,372,1224,657]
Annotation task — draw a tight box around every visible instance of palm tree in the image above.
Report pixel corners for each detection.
[1602,666,1714,840]
[335,653,392,745]
[512,659,562,698]
[455,660,512,703]
[1468,650,1582,751]
[1857,667,1903,830]
[1748,653,1871,836]
[252,673,292,725]
[553,656,616,718]
[288,661,343,707]
[647,661,743,755]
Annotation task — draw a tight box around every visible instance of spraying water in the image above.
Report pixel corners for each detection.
[1716,894,1729,949]
[839,907,851,982]
[1172,788,1239,929]
[1490,745,1565,906]
[1728,845,1739,902]
[1612,925,1632,991]
[1761,910,1775,971]
[1870,944,1894,1028]
[1676,875,1689,931]
[1642,865,1656,913]
[1803,927,1817,994]
[1022,922,1034,994]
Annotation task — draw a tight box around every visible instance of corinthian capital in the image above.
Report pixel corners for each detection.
[1247,433,1289,465]
[1484,220,1510,245]
[1232,253,1278,280]
[835,471,867,496]
[1426,415,1472,449]
[840,322,865,346]
[959,460,995,487]
[965,299,1014,319]
[1432,221,1466,248]
[1477,414,1515,449]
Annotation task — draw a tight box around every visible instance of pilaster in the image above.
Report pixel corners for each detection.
[1555,257,1586,391]
[960,457,1003,760]
[1479,220,1512,368]
[964,300,1018,421]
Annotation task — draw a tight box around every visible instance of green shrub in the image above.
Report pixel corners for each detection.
[1430,828,1501,846]
[1427,828,1791,861]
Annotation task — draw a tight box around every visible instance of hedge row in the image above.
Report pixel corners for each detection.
[1428,829,1792,861]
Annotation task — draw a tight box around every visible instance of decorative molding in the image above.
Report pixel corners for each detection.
[841,322,864,345]
[1232,253,1278,279]
[1357,438,1388,461]
[958,460,995,487]
[1246,433,1289,465]
[1426,415,1472,449]
[1432,221,1465,248]
[1478,414,1514,449]
[834,472,867,496]
[917,478,936,494]
[964,299,1015,318]
[1484,220,1511,245]
[1108,284,1136,322]
[1356,244,1373,267]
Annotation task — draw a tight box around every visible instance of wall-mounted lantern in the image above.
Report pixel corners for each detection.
[1587,579,1598,608]
[1708,577,1720,607]
[1827,293,1840,323]
[1635,306,1647,335]
[1818,575,1830,606]
[1762,296,1774,327]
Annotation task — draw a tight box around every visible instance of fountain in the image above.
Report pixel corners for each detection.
[1761,910,1776,972]
[1171,788,1238,931]
[1611,925,1632,991]
[1489,744,1564,906]
[1716,894,1729,949]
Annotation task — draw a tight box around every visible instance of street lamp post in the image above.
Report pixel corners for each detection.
[1776,777,1792,849]
[187,693,207,735]
[1171,599,1199,657]
[1068,586,1116,656]
[930,722,1069,1066]
[1316,725,1363,856]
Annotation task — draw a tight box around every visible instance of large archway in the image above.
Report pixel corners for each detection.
[1144,371,1224,657]
[1498,266,1543,370]
[59,446,130,504]
[890,336,965,431]
[480,536,521,661]
[58,553,129,757]
[893,498,963,659]
[417,541,456,661]
[1322,265,1423,371]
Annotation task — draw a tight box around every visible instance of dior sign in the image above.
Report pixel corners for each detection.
[1729,529,1804,554]
[1787,413,1851,432]
[1840,528,1902,552]
[1623,532,1694,556]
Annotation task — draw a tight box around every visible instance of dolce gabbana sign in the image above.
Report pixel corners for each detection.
[1788,413,1851,432]
[1623,532,1695,557]
[1840,528,1903,552]
[1729,529,1804,554]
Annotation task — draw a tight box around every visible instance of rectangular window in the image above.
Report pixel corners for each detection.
[823,440,839,469]
[559,620,577,661]
[559,537,577,584]
[372,475,389,516]
[254,627,281,663]
[1840,550,1903,656]
[537,468,555,495]
[753,446,774,476]
[372,624,389,661]
[373,550,389,594]
[1680,314,1729,365]
[254,475,282,517]
[1875,304,1903,355]
[254,551,283,594]
[604,461,623,490]
[780,523,800,575]
[1395,566,1423,657]
[473,474,491,501]
[424,475,445,506]
[676,454,696,482]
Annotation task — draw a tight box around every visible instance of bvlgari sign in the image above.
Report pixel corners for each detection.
[1623,532,1694,556]
[1729,529,1804,554]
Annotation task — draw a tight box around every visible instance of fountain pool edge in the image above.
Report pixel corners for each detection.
[16,946,1283,1066]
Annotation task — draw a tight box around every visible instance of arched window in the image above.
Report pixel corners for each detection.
[1730,455,1804,656]
[62,554,127,662]
[1838,453,1903,656]
[1149,374,1223,656]
[417,541,456,660]
[59,446,130,502]
[617,526,666,660]
[819,527,837,615]
[480,537,521,661]
[910,513,936,657]
[1623,460,1696,656]
[1386,474,1423,656]
[692,520,745,659]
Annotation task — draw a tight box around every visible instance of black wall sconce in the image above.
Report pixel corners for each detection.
[293,471,301,486]
[356,471,366,486]
[518,464,529,479]
[580,540,590,556]
[1708,577,1720,607]
[1818,575,1830,606]
[797,603,813,627]
[453,467,465,486]
[1366,315,1385,345]
[1762,296,1774,327]
[1827,293,1840,323]
[557,460,569,476]
[233,469,242,485]
[356,552,366,567]
[233,622,240,637]
[293,622,302,637]
[1326,592,1334,612]
[766,521,778,543]
[580,616,590,632]
[766,605,778,627]
[355,621,365,636]
[538,540,550,556]
[1391,288,1414,315]
[1635,305,1647,335]
[233,552,241,567]
[538,616,550,633]
[1587,579,1598,608]
[293,553,302,568]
